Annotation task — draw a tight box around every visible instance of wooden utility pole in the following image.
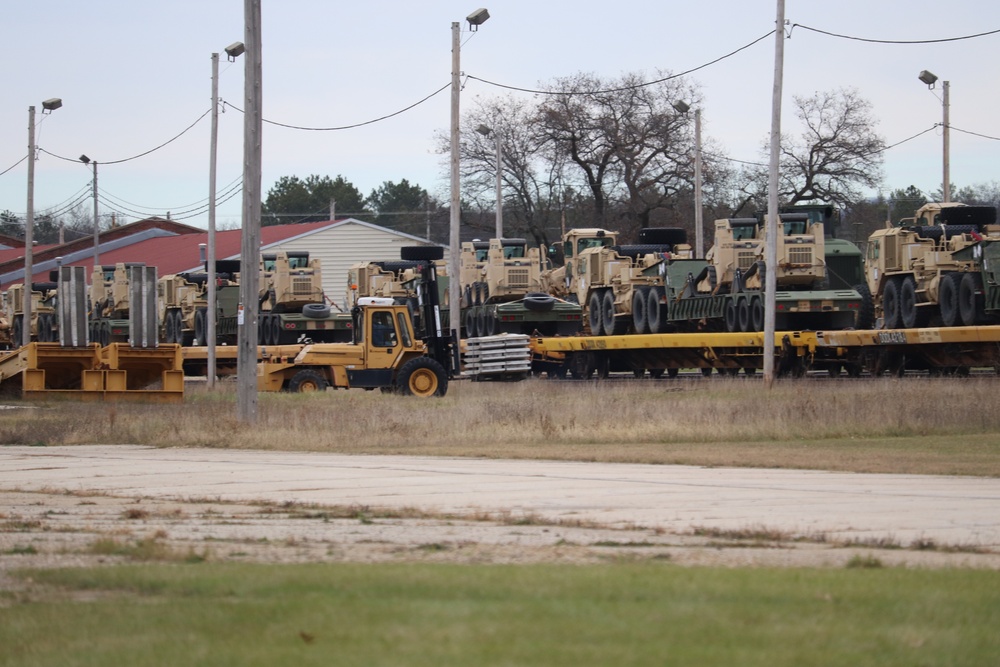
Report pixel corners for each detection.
[237,0,262,422]
[448,20,461,341]
[207,51,220,389]
[763,0,785,386]
[23,106,36,347]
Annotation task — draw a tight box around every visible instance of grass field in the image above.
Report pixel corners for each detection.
[3,563,999,667]
[1,376,999,476]
[3,376,999,665]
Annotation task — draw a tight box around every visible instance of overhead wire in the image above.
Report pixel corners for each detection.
[789,24,1000,45]
[221,82,451,131]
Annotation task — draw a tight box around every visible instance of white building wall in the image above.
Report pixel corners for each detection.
[265,219,447,310]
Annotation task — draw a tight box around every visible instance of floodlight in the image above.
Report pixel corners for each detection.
[41,98,62,112]
[225,41,245,60]
[672,100,690,114]
[467,8,490,28]
[918,70,938,87]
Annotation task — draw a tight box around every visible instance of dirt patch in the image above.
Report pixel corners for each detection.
[2,489,998,589]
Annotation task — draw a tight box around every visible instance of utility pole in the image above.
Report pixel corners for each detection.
[694,108,704,258]
[942,80,950,203]
[448,20,462,342]
[91,162,99,266]
[494,129,502,239]
[763,0,785,386]
[207,52,220,388]
[237,0,262,423]
[23,106,36,347]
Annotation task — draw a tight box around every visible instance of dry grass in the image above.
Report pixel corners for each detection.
[1,376,999,475]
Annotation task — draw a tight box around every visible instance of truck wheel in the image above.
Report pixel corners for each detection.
[400,246,444,262]
[302,303,330,319]
[959,272,986,326]
[271,316,284,345]
[724,299,739,332]
[647,287,666,333]
[601,290,617,336]
[164,311,176,343]
[483,308,497,336]
[588,292,604,336]
[194,308,206,346]
[853,283,875,330]
[737,297,751,332]
[900,276,926,329]
[632,288,649,335]
[464,308,478,338]
[750,295,765,332]
[882,277,903,329]
[523,293,555,312]
[938,273,961,327]
[396,357,448,397]
[288,369,328,393]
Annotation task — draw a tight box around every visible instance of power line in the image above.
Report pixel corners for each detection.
[0,155,28,178]
[790,23,1000,45]
[467,30,776,96]
[37,107,212,166]
[221,82,451,131]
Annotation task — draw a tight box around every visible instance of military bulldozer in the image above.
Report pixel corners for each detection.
[865,202,1000,328]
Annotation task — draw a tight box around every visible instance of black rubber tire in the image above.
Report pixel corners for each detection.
[667,368,679,378]
[601,290,617,336]
[737,297,751,333]
[649,368,665,379]
[473,282,482,307]
[724,299,738,332]
[395,356,448,397]
[400,245,444,261]
[483,308,497,337]
[12,317,22,347]
[938,273,961,327]
[271,316,283,345]
[882,277,903,329]
[900,276,926,329]
[194,308,206,346]
[959,272,986,326]
[164,310,176,343]
[750,295,764,332]
[700,367,713,377]
[288,369,328,393]
[302,303,330,319]
[464,308,478,338]
[476,308,487,338]
[463,285,473,309]
[706,266,717,292]
[853,283,875,330]
[637,227,688,246]
[647,287,667,333]
[632,288,649,335]
[523,293,555,312]
[259,315,271,346]
[588,291,604,336]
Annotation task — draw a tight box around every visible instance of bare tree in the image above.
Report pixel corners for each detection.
[537,71,711,239]
[774,88,885,208]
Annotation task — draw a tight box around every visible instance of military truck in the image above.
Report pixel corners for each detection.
[654,213,863,332]
[258,246,457,396]
[459,237,582,337]
[258,251,351,345]
[88,263,137,346]
[159,260,241,346]
[865,202,999,328]
[6,281,59,344]
[542,227,693,335]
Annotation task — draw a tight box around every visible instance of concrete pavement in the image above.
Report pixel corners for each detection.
[2,445,999,548]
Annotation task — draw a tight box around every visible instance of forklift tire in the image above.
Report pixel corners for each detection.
[395,357,448,397]
[288,369,328,393]
[401,246,445,262]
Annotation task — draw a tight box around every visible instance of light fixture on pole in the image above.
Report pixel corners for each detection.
[475,123,503,239]
[208,41,244,390]
[672,100,704,258]
[918,69,950,203]
[23,98,63,347]
[449,8,490,341]
[79,154,99,268]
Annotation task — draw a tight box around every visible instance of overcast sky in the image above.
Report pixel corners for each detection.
[2,0,998,232]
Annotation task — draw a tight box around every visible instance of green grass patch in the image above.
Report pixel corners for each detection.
[2,563,998,666]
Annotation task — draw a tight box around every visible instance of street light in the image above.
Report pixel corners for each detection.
[673,100,704,258]
[475,123,503,239]
[449,8,490,341]
[208,41,245,389]
[23,98,62,347]
[918,69,950,203]
[78,154,99,267]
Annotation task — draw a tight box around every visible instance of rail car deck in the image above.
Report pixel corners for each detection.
[530,326,1000,378]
